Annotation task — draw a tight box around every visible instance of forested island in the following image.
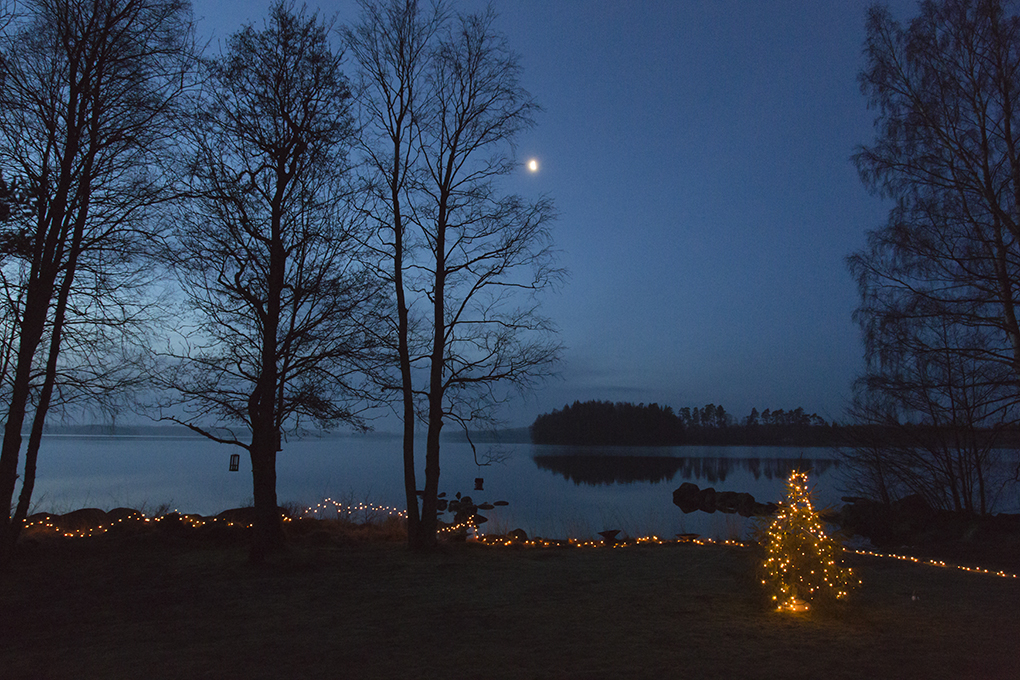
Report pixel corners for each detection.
[530,400,838,446]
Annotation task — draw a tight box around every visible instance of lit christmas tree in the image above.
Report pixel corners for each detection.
[757,470,859,612]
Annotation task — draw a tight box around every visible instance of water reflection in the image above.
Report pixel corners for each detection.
[532,453,837,486]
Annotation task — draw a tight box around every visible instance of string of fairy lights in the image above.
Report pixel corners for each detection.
[845,547,1018,579]
[20,512,293,538]
[18,487,1019,583]
[303,497,407,521]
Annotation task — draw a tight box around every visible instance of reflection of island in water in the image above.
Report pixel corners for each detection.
[531,454,837,486]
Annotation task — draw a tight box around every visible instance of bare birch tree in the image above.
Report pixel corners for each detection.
[848,0,1020,512]
[0,0,194,565]
[344,0,445,549]
[348,1,560,550]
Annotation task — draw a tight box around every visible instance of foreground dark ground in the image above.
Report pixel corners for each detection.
[2,525,1018,680]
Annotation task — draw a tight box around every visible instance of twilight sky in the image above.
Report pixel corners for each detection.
[192,0,919,427]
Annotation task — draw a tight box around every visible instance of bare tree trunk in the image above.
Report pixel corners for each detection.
[0,275,56,565]
[0,198,67,552]
[248,344,284,560]
[246,182,288,561]
[248,436,283,562]
[390,136,420,548]
[974,447,987,515]
[10,236,82,545]
[418,211,446,551]
[989,219,1020,375]
[400,342,419,547]
[419,409,442,549]
[395,222,421,548]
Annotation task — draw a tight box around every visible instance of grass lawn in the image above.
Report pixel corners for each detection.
[2,529,1018,680]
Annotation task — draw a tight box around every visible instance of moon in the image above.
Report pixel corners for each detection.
[527,158,539,173]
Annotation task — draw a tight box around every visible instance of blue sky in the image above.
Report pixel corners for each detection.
[193,0,919,426]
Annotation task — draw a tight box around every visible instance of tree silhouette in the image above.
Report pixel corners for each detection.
[348,1,560,550]
[344,0,446,549]
[158,1,384,560]
[0,0,194,565]
[530,400,684,446]
[848,0,1020,513]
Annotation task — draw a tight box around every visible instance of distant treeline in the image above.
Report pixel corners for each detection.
[530,400,839,446]
[530,401,684,446]
[683,404,837,446]
[41,424,198,437]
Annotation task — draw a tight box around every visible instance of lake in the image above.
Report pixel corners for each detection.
[26,435,847,540]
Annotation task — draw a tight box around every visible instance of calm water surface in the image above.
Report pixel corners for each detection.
[30,435,843,540]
